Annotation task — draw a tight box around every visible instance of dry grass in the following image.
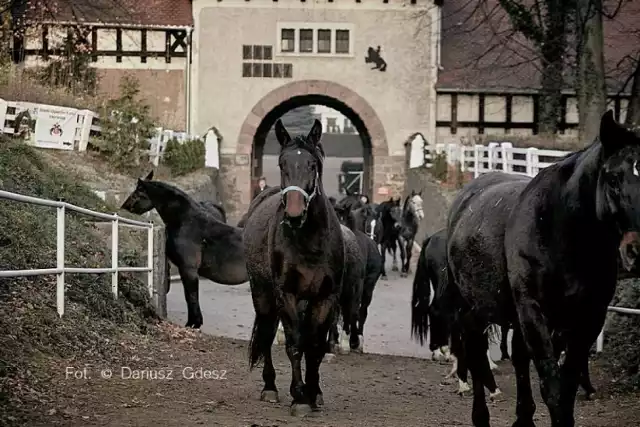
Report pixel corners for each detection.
[0,64,103,111]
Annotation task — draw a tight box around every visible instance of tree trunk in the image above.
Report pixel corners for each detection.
[625,58,640,127]
[575,0,607,143]
[538,0,569,136]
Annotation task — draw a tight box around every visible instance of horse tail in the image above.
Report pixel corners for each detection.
[248,312,278,370]
[411,235,431,346]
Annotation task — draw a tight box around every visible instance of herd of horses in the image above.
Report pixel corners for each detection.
[120,110,640,427]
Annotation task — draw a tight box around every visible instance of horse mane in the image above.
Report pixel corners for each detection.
[142,180,201,210]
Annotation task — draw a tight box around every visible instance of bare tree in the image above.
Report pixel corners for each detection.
[625,57,640,127]
[574,0,607,143]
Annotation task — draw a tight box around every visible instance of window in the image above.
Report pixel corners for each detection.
[317,29,331,53]
[336,30,350,54]
[273,63,283,78]
[283,63,292,78]
[263,46,273,60]
[299,29,313,53]
[242,45,252,59]
[242,63,252,77]
[263,63,272,77]
[281,29,294,52]
[253,45,263,60]
[252,63,263,77]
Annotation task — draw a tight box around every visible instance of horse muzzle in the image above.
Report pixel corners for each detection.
[281,185,315,222]
[620,231,640,272]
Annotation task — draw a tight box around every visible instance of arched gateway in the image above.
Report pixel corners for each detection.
[190,0,439,221]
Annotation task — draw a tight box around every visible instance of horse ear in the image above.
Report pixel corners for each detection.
[307,119,323,146]
[145,170,154,180]
[275,119,291,146]
[600,110,630,156]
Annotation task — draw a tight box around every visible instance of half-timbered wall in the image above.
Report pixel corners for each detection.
[15,24,190,130]
[435,90,632,143]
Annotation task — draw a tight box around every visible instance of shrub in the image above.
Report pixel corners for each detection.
[162,137,206,176]
[427,151,448,182]
[90,76,156,172]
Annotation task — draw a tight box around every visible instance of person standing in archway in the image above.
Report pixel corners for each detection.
[253,176,270,200]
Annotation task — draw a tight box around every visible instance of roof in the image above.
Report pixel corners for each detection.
[437,0,640,92]
[24,0,193,28]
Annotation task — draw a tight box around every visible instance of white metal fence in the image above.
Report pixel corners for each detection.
[0,189,154,317]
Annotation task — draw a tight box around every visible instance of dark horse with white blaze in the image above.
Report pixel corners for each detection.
[244,119,358,417]
[120,170,247,329]
[399,190,424,277]
[446,111,640,427]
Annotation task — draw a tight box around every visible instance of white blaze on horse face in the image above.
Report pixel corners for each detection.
[412,194,425,220]
[634,160,639,177]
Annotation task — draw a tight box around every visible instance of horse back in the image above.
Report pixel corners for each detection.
[447,172,531,322]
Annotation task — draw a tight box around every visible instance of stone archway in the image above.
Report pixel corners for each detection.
[221,80,406,222]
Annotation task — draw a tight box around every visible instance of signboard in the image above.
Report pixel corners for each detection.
[377,186,389,195]
[33,104,78,150]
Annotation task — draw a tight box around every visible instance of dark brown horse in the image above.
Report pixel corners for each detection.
[243,119,355,417]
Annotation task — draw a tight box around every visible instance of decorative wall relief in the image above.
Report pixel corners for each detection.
[365,46,387,71]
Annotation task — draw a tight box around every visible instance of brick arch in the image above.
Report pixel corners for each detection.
[236,80,388,157]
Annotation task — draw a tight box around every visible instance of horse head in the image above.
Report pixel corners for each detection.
[120,170,155,214]
[276,118,324,228]
[408,190,425,221]
[596,110,640,271]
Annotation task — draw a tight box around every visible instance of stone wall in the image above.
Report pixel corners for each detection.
[218,154,252,225]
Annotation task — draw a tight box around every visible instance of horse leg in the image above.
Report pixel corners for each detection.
[461,315,491,427]
[500,324,511,360]
[304,296,336,410]
[380,243,388,280]
[450,321,471,394]
[400,238,409,278]
[391,240,399,271]
[178,264,203,329]
[278,290,308,416]
[511,326,536,427]
[578,354,596,400]
[323,311,339,362]
[250,293,280,403]
[356,275,377,353]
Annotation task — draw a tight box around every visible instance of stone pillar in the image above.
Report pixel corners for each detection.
[372,155,406,203]
[152,225,168,319]
[219,153,252,224]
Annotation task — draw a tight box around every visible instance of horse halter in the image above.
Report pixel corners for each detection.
[280,171,320,228]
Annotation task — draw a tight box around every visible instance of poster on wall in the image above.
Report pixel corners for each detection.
[33,105,77,150]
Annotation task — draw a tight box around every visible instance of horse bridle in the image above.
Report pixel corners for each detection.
[280,172,320,228]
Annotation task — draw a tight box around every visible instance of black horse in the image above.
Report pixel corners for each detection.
[410,229,502,399]
[120,170,247,329]
[333,204,384,352]
[446,111,639,427]
[377,197,405,279]
[244,119,357,417]
[399,190,424,277]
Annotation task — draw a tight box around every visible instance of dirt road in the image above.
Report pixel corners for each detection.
[42,323,639,427]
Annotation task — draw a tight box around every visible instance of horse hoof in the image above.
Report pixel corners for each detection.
[338,335,351,355]
[260,390,279,403]
[391,265,399,272]
[290,403,313,417]
[457,380,471,395]
[316,394,325,406]
[489,388,502,401]
[501,355,511,361]
[400,272,407,278]
[356,335,364,353]
[323,353,336,363]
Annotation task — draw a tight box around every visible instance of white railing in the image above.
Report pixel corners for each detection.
[0,189,154,318]
[421,141,571,178]
[0,98,215,166]
[596,306,640,353]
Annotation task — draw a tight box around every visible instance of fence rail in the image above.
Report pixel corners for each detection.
[0,189,154,317]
